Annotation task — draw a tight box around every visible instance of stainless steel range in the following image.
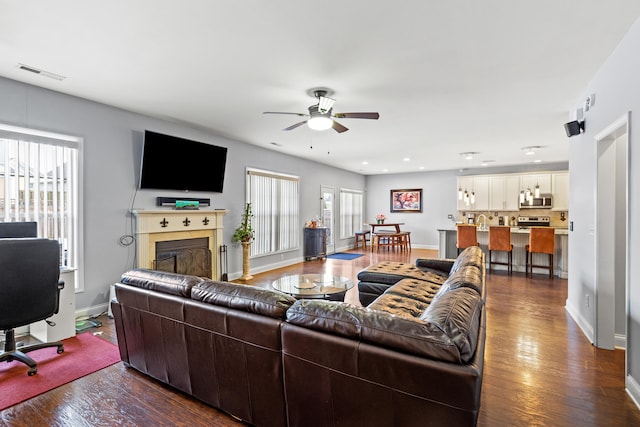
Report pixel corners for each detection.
[517,216,550,227]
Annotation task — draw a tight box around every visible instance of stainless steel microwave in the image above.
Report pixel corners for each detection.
[519,193,553,209]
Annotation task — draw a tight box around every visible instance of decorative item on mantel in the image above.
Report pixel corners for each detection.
[376,214,386,224]
[232,203,254,281]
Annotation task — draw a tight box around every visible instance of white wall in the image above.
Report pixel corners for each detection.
[566,16,640,400]
[0,76,365,313]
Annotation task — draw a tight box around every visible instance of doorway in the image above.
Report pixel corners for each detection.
[595,112,629,353]
[320,185,336,254]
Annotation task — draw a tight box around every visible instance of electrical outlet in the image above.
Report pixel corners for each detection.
[447,214,454,220]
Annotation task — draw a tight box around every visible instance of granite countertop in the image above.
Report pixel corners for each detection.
[438,227,569,235]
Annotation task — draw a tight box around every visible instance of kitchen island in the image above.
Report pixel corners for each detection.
[437,227,569,278]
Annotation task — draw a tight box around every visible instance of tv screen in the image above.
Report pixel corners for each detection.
[139,130,227,193]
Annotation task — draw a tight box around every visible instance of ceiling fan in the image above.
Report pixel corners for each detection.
[263,89,380,133]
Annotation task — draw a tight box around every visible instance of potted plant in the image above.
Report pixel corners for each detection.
[233,203,254,281]
[376,213,386,224]
[232,203,254,243]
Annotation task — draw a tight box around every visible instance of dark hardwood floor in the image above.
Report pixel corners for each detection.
[2,248,639,426]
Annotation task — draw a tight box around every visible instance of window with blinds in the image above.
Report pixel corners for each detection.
[0,124,81,289]
[246,168,300,257]
[339,188,363,239]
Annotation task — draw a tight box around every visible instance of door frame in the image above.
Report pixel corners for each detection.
[594,112,629,361]
[320,185,336,254]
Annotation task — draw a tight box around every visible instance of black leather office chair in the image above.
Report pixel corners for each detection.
[0,238,65,376]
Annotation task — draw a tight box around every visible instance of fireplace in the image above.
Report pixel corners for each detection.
[132,209,227,280]
[155,237,212,278]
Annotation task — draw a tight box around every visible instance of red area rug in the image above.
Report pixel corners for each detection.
[0,332,121,410]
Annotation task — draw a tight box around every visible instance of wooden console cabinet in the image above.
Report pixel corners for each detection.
[304,227,327,260]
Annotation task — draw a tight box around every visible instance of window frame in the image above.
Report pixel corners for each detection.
[339,188,364,239]
[245,167,300,258]
[0,123,84,292]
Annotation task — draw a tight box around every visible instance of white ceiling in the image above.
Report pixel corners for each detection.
[2,1,639,175]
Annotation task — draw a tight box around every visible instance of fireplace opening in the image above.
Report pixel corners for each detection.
[154,237,211,278]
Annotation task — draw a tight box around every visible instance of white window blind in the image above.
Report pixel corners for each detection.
[247,168,300,257]
[0,124,81,288]
[339,188,363,239]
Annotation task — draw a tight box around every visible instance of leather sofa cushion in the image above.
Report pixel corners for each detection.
[383,278,442,305]
[367,292,432,319]
[419,287,483,363]
[286,292,483,364]
[121,268,204,298]
[415,258,455,275]
[357,262,449,286]
[449,246,484,274]
[436,265,483,298]
[191,280,297,319]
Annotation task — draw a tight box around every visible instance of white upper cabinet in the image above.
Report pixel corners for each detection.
[520,173,552,194]
[489,175,521,211]
[552,172,570,211]
[457,176,489,211]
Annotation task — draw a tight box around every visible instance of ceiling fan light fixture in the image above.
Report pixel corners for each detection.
[317,96,335,113]
[307,116,333,131]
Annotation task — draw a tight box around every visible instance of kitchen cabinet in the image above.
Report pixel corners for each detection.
[552,172,570,211]
[489,175,520,211]
[304,227,327,260]
[457,176,489,211]
[520,173,551,195]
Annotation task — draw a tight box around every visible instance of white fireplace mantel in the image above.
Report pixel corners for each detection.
[132,209,227,279]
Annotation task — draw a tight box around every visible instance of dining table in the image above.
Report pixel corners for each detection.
[367,222,405,233]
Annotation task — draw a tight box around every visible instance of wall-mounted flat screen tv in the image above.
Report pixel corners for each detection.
[139,130,227,193]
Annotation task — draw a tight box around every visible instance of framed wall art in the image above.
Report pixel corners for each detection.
[390,189,423,212]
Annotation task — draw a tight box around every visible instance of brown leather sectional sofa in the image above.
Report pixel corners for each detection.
[111,246,486,426]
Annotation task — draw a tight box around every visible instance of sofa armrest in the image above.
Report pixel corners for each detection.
[415,258,455,274]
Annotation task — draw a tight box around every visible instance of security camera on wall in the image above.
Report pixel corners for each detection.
[564,120,585,137]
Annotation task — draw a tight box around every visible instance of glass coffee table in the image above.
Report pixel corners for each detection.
[271,274,353,299]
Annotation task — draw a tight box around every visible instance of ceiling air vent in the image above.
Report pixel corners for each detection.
[18,63,66,81]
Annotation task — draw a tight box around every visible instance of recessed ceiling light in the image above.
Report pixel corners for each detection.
[403,157,410,162]
[522,145,543,155]
[361,161,369,165]
[418,166,425,170]
[460,152,477,160]
[382,169,388,172]
[481,160,495,166]
[533,159,542,163]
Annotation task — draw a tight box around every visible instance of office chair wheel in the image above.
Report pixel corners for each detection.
[57,345,64,354]
[28,367,37,376]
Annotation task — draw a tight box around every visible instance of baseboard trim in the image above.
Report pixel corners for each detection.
[615,334,627,350]
[627,374,640,412]
[565,299,594,344]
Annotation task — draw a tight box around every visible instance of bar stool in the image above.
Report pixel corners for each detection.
[488,226,513,273]
[354,230,370,250]
[525,227,555,278]
[456,224,479,254]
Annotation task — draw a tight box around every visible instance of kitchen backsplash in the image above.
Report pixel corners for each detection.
[457,209,569,228]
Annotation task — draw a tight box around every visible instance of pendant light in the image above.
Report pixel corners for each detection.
[534,182,540,198]
[470,191,476,204]
[458,186,463,200]
[520,190,525,204]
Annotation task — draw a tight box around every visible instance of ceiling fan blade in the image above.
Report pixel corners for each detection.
[263,111,308,117]
[284,120,308,131]
[333,112,380,120]
[332,120,349,133]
